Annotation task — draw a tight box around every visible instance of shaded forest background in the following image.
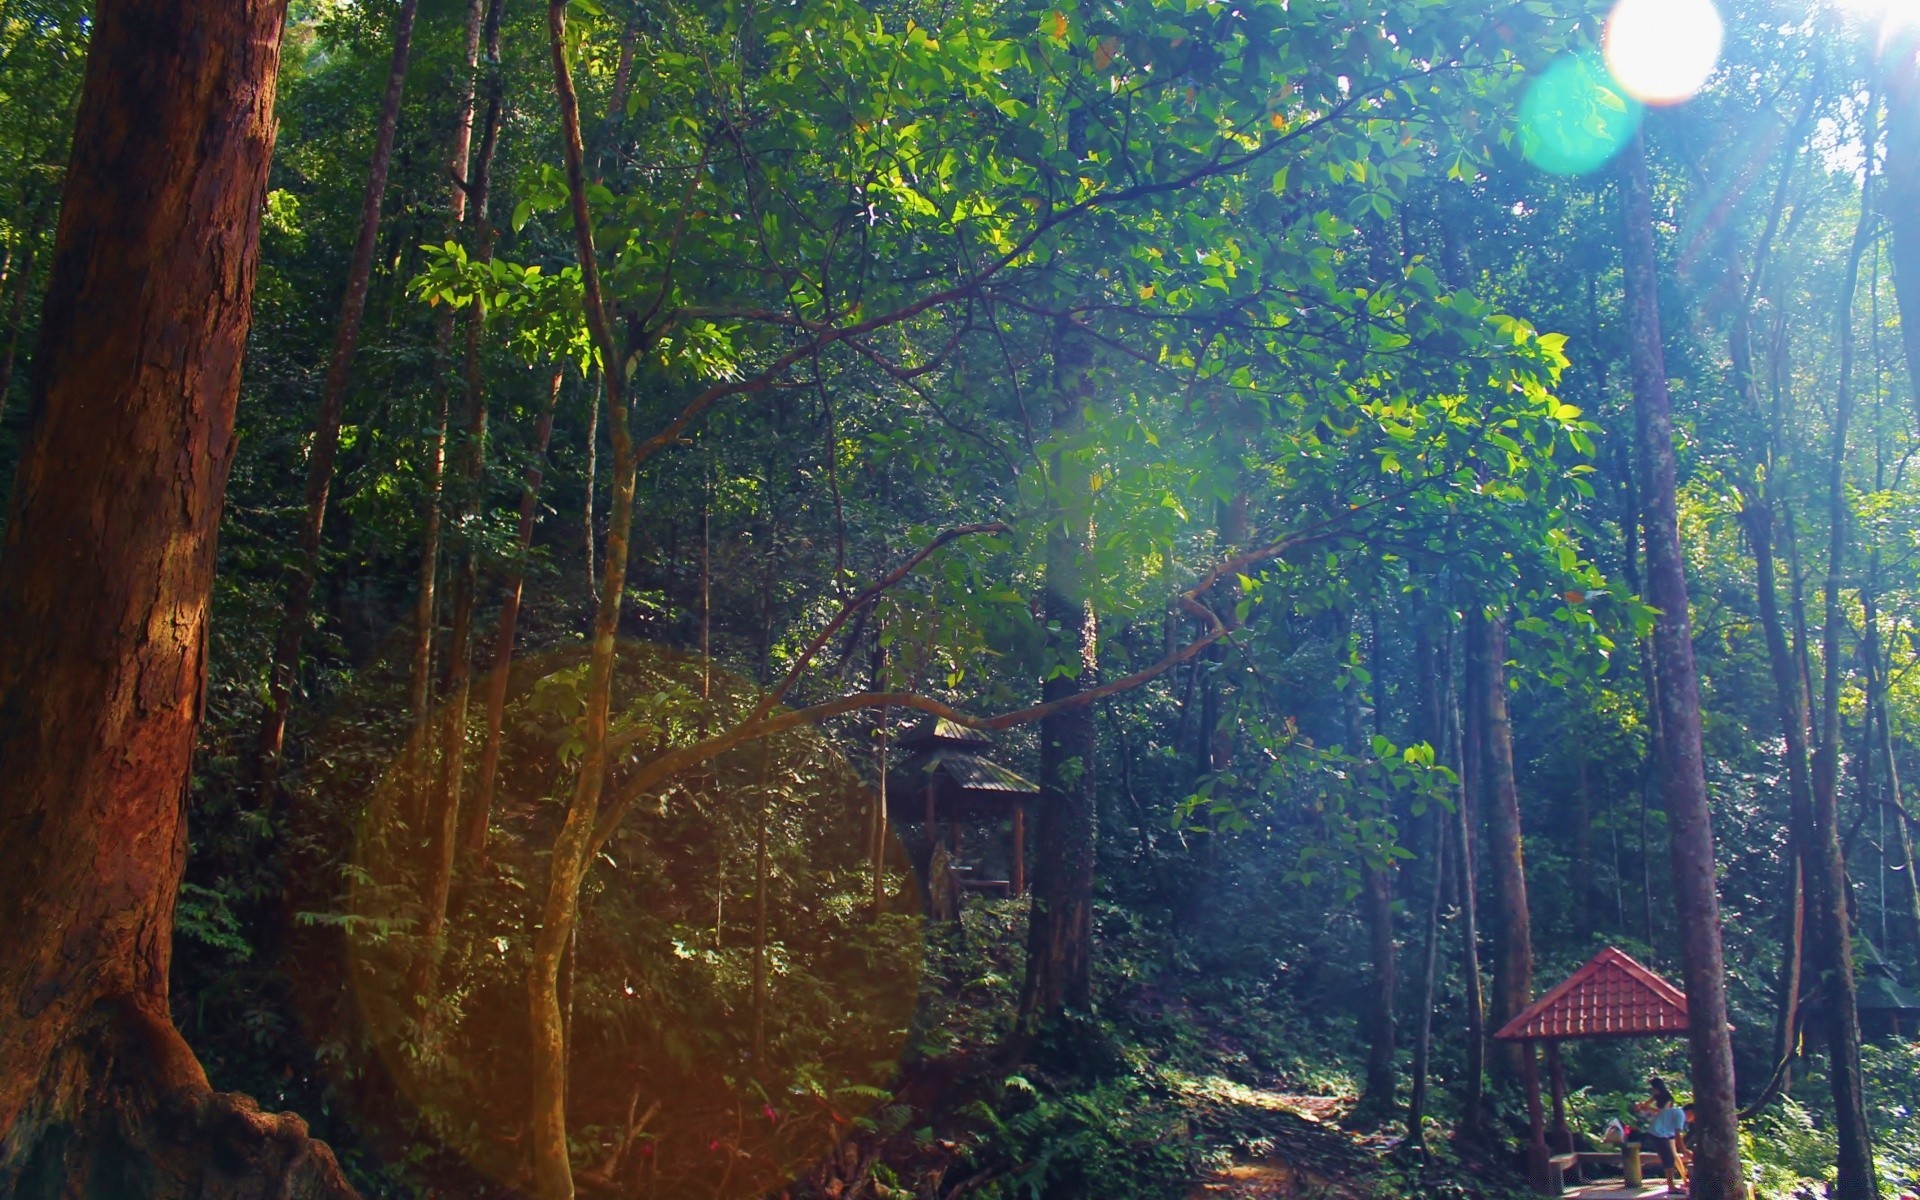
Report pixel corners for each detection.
[0,0,1918,1198]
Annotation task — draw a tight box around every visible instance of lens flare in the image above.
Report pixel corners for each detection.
[1836,0,1920,31]
[1518,53,1644,176]
[1604,0,1724,106]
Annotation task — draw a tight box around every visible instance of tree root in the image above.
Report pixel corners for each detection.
[0,998,358,1199]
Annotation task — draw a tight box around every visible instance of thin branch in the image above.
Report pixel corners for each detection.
[753,522,1011,720]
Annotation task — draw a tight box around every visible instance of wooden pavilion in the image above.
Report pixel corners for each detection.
[1495,947,1692,1194]
[889,717,1039,903]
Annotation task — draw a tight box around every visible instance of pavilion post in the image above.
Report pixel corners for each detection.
[1546,1040,1570,1153]
[1012,803,1026,895]
[924,777,939,853]
[1522,1038,1551,1191]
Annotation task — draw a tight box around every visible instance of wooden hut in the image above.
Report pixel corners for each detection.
[1495,947,1692,1193]
[889,717,1038,897]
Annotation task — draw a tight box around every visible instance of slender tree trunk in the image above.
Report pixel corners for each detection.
[403,0,490,781]
[1406,622,1447,1153]
[415,0,507,1001]
[0,2,353,1190]
[530,7,641,1194]
[871,622,891,912]
[1886,48,1920,419]
[0,195,47,421]
[1619,130,1745,1200]
[255,0,421,777]
[469,367,564,853]
[582,371,599,594]
[1885,46,1920,980]
[1351,613,1397,1120]
[1476,610,1533,1080]
[1806,113,1880,1200]
[1744,500,1813,1092]
[1453,615,1490,1144]
[752,748,771,1061]
[1013,320,1099,1043]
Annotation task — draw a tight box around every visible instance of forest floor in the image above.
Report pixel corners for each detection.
[1171,1073,1534,1200]
[1181,1086,1361,1199]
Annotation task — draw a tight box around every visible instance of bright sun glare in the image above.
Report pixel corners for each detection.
[1604,0,1725,106]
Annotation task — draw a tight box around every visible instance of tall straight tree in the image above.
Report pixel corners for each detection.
[256,0,422,776]
[531,5,642,1192]
[1806,97,1880,1200]
[0,1,353,1191]
[416,0,507,1001]
[1618,130,1744,1200]
[1886,40,1919,411]
[1013,320,1100,1040]
[405,0,491,774]
[1476,609,1533,1080]
[470,367,565,852]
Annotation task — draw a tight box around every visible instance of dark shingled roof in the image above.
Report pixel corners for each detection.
[1857,942,1920,1016]
[899,716,993,751]
[1494,947,1689,1041]
[908,749,1037,795]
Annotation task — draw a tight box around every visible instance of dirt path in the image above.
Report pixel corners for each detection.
[1181,1085,1370,1200]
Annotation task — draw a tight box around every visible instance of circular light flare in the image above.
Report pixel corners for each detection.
[1604,0,1725,106]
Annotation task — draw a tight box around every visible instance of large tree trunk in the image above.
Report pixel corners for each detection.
[1807,111,1880,1200]
[530,7,639,1194]
[1013,320,1099,1041]
[0,2,353,1193]
[1474,610,1532,1081]
[256,0,421,777]
[1619,131,1744,1200]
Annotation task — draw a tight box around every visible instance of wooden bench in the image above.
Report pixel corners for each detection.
[1547,1149,1642,1193]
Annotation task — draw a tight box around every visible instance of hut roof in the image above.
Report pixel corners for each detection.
[1857,942,1920,1015]
[902,747,1037,796]
[1494,947,1690,1041]
[899,716,994,751]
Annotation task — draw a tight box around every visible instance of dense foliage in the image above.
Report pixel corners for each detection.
[2,0,1919,1196]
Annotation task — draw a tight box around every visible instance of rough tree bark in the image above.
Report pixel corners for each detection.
[256,0,421,777]
[1619,130,1745,1200]
[1013,320,1100,1043]
[0,2,355,1193]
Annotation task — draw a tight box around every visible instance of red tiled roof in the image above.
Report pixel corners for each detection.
[1494,947,1689,1041]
